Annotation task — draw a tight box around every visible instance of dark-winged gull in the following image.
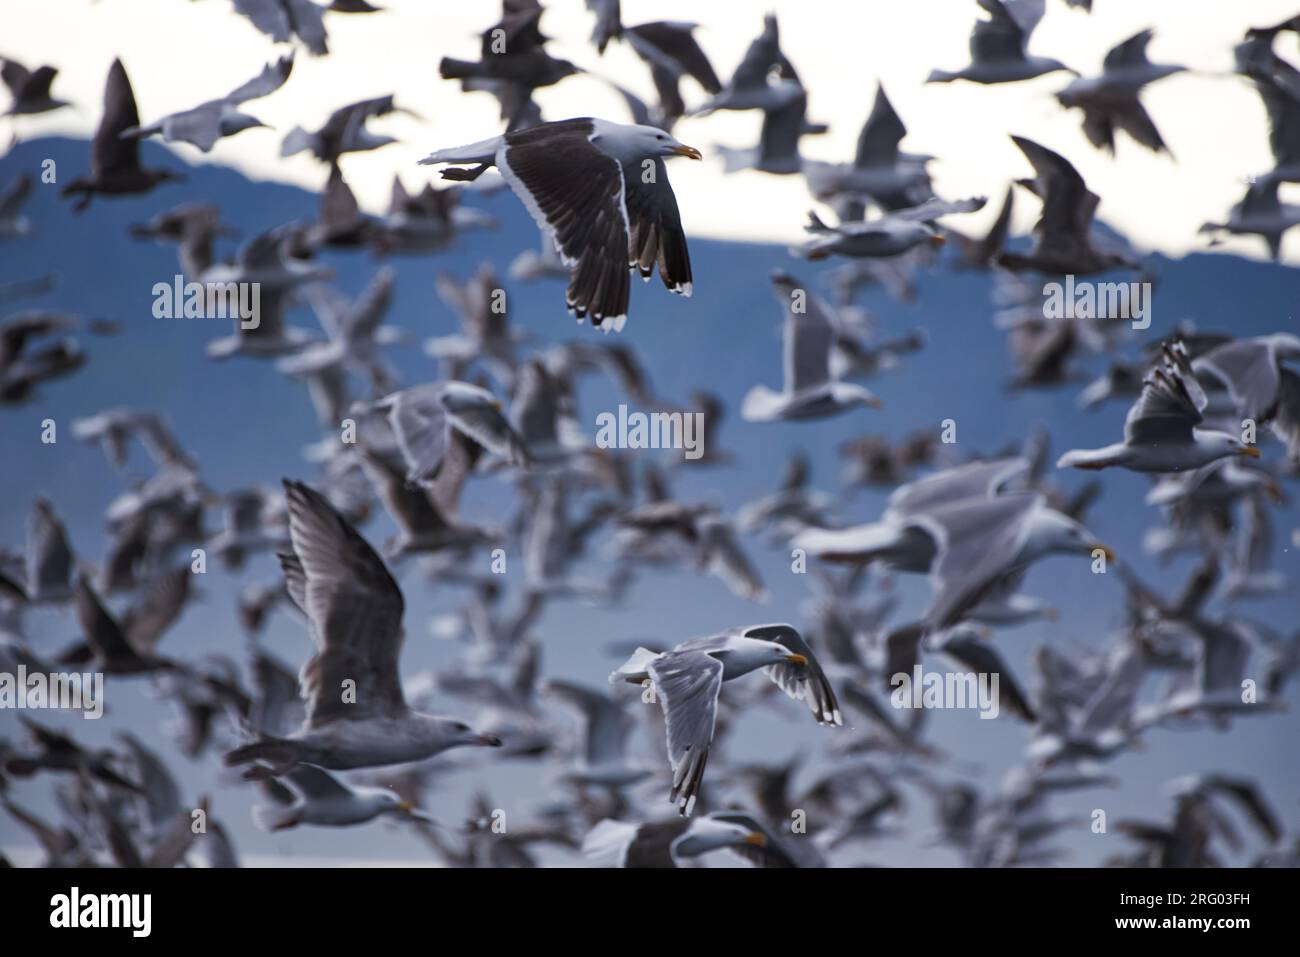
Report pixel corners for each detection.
[1,56,70,117]
[61,59,182,212]
[1058,341,1263,472]
[927,0,1073,84]
[224,480,503,775]
[122,54,292,152]
[420,118,701,331]
[697,13,800,114]
[583,813,800,867]
[622,20,722,129]
[996,135,1140,275]
[1055,29,1184,156]
[612,624,841,815]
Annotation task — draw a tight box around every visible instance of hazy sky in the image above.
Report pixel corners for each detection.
[6,0,1300,261]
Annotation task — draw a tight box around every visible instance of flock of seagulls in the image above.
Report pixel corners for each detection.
[0,0,1297,869]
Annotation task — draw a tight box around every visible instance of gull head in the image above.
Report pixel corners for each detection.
[674,818,765,858]
[625,124,702,161]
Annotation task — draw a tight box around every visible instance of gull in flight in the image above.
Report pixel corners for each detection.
[612,624,841,815]
[419,117,701,331]
[223,480,503,776]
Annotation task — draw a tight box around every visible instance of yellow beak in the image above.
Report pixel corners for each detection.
[1090,543,1115,562]
[672,144,703,160]
[785,653,808,666]
[1238,445,1261,458]
[744,832,768,847]
[398,801,416,812]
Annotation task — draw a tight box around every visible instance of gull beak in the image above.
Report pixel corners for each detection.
[1238,445,1262,459]
[397,801,416,813]
[866,395,885,409]
[489,398,502,411]
[672,144,703,160]
[785,653,808,666]
[1090,543,1115,562]
[929,233,947,246]
[743,832,768,848]
[1265,481,1283,503]
[476,733,504,748]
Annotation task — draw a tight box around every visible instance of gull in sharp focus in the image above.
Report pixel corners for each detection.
[1058,341,1263,473]
[612,624,841,815]
[419,117,701,331]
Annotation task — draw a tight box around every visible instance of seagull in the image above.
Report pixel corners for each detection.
[281,94,410,162]
[996,135,1139,274]
[121,54,293,152]
[620,20,722,129]
[696,13,801,114]
[253,763,426,830]
[741,270,884,422]
[13,498,75,603]
[129,203,234,280]
[229,0,329,56]
[1058,341,1263,472]
[201,226,328,360]
[794,471,1108,630]
[61,59,182,212]
[356,380,530,485]
[928,0,1073,84]
[1055,29,1184,156]
[1193,334,1300,453]
[419,118,701,331]
[583,813,795,867]
[1,56,70,117]
[223,480,504,776]
[802,84,935,213]
[794,197,985,260]
[542,679,652,790]
[1199,179,1300,260]
[612,624,841,815]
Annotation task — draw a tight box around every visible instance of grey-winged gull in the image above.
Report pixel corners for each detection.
[122,54,293,153]
[223,480,504,775]
[741,270,884,422]
[1058,341,1263,472]
[612,623,841,815]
